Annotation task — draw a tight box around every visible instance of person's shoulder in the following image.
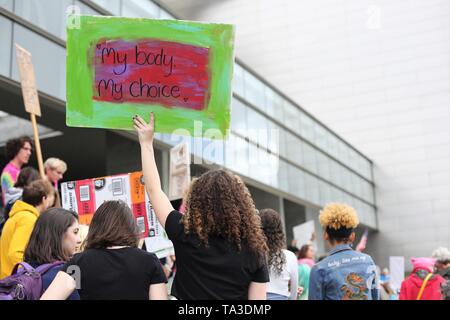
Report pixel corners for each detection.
[125,247,159,259]
[312,255,330,271]
[283,249,297,261]
[352,250,375,263]
[44,263,64,277]
[66,251,88,264]
[128,248,161,265]
[168,210,183,222]
[13,210,38,224]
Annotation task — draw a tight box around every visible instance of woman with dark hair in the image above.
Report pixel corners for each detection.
[24,208,80,299]
[297,244,315,300]
[308,203,379,300]
[298,244,315,268]
[260,209,298,300]
[41,200,168,300]
[132,113,269,300]
[1,136,33,206]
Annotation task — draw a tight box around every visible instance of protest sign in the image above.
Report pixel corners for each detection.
[293,220,316,249]
[389,256,405,294]
[61,171,173,256]
[66,15,235,137]
[145,237,175,259]
[15,44,45,178]
[169,142,190,200]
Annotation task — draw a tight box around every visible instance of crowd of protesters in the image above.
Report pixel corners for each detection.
[0,117,448,300]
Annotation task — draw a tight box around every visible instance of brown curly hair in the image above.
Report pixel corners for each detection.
[259,208,286,275]
[183,169,268,255]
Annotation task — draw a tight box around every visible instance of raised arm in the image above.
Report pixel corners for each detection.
[133,113,174,228]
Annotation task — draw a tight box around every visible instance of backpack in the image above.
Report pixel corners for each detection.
[0,261,64,300]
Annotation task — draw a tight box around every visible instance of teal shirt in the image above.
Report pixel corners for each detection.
[298,263,311,300]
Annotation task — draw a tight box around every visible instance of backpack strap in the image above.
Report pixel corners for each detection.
[11,262,35,275]
[35,261,65,275]
[416,272,433,300]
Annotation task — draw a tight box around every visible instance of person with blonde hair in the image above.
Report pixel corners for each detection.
[44,158,67,190]
[308,203,379,300]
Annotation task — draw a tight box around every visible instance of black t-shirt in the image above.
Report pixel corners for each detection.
[61,247,167,300]
[166,210,269,300]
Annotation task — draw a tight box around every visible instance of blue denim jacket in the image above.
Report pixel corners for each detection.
[309,244,380,300]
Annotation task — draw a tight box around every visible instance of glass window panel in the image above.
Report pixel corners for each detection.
[347,149,360,174]
[230,98,247,136]
[0,0,13,11]
[12,24,66,101]
[267,120,280,156]
[327,185,337,203]
[350,173,363,199]
[332,187,345,203]
[266,153,280,188]
[246,107,269,149]
[361,158,373,180]
[288,165,305,199]
[14,0,72,40]
[91,0,121,15]
[246,107,267,131]
[0,16,12,77]
[264,87,284,122]
[243,70,265,111]
[283,101,301,134]
[278,160,289,193]
[319,181,332,205]
[353,200,365,222]
[277,128,287,159]
[305,173,319,205]
[232,63,245,97]
[225,134,249,176]
[302,143,317,174]
[299,112,315,142]
[316,152,331,182]
[329,160,342,187]
[328,135,340,160]
[337,140,350,166]
[314,124,329,152]
[249,146,278,187]
[121,0,160,18]
[341,170,352,194]
[362,180,374,204]
[285,131,303,167]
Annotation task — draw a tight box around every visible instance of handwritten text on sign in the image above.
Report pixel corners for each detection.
[93,40,210,111]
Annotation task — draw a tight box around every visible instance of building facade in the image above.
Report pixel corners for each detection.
[0,0,377,257]
[157,0,450,269]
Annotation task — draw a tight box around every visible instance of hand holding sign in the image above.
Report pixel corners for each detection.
[133,113,154,146]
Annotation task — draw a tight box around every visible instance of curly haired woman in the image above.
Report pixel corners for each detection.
[308,203,379,300]
[133,113,269,300]
[260,209,298,300]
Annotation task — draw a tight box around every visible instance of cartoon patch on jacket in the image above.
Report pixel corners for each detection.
[340,273,369,300]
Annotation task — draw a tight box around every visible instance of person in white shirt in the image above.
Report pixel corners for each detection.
[260,208,298,300]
